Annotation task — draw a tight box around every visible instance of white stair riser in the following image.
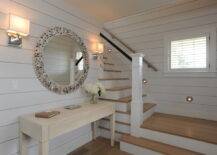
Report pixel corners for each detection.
[143,106,156,121]
[116,103,129,112]
[99,120,130,134]
[103,112,130,124]
[103,89,131,100]
[120,142,162,155]
[99,72,130,78]
[139,128,217,155]
[99,128,122,141]
[103,65,121,70]
[99,73,122,79]
[116,113,130,124]
[100,80,131,87]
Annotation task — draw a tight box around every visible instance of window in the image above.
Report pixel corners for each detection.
[164,27,216,77]
[171,37,207,69]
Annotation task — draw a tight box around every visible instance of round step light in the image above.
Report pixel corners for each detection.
[143,79,148,84]
[186,96,193,103]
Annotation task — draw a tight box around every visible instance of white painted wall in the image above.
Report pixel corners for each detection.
[0,0,102,154]
[105,0,217,120]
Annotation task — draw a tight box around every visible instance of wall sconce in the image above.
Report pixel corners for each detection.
[92,42,104,59]
[7,14,30,48]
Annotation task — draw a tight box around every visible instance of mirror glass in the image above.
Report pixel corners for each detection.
[33,27,89,94]
[43,35,84,85]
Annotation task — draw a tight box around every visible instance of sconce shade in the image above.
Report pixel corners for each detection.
[93,43,104,54]
[7,14,30,36]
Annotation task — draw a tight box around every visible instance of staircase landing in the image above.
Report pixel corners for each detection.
[141,113,217,144]
[120,134,203,155]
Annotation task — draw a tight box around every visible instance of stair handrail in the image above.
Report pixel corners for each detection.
[100,30,158,71]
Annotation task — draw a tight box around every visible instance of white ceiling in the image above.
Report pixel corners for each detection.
[63,0,177,23]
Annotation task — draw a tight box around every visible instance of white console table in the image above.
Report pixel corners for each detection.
[19,101,115,155]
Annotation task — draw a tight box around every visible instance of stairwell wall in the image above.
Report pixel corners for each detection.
[104,0,217,120]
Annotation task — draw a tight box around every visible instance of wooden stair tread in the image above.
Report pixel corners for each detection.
[120,134,203,155]
[119,96,132,103]
[103,61,113,64]
[99,98,128,104]
[143,103,156,112]
[104,62,114,65]
[141,112,217,145]
[106,86,131,91]
[100,94,146,104]
[98,78,129,81]
[118,94,147,103]
[103,69,122,72]
[102,118,130,126]
[99,96,131,103]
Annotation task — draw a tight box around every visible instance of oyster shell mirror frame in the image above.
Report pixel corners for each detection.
[33,27,89,94]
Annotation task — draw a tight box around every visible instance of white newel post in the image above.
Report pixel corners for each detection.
[131,53,144,137]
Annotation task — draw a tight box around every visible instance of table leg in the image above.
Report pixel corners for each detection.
[110,113,115,146]
[19,132,28,155]
[39,141,49,155]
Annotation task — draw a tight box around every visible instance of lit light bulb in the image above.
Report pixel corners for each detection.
[143,79,148,84]
[186,96,193,103]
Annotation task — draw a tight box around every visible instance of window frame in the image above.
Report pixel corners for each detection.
[164,26,216,77]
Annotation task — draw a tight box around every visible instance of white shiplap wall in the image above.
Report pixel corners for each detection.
[105,0,217,121]
[0,0,102,154]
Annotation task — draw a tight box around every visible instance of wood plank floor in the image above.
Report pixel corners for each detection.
[68,137,131,155]
[141,113,217,144]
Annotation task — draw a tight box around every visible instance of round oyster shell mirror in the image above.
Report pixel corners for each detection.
[33,27,89,94]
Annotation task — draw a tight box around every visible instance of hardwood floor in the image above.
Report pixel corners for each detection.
[68,137,131,155]
[141,112,217,144]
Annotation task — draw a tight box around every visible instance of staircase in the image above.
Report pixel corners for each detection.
[96,50,217,155]
[98,32,217,155]
[97,50,157,141]
[98,50,133,140]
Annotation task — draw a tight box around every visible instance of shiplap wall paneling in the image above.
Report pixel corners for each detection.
[0,0,102,154]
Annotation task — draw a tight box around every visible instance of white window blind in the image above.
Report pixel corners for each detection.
[170,36,207,69]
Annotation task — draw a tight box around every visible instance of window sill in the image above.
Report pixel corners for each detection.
[164,72,217,78]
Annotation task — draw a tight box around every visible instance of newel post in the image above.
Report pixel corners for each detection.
[131,53,144,137]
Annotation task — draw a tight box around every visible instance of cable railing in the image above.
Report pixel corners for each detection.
[100,31,157,71]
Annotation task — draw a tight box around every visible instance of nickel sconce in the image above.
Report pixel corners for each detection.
[7,14,30,48]
[92,42,104,59]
